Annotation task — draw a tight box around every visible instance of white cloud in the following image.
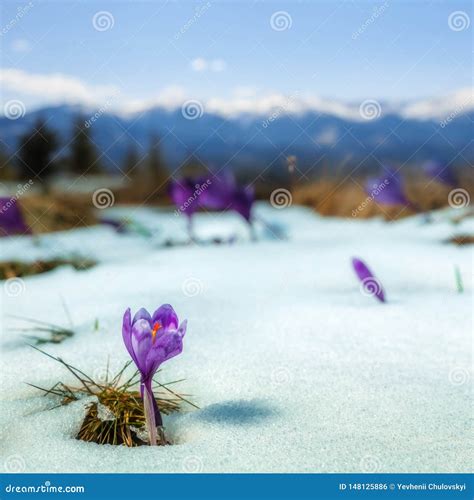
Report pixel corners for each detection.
[400,88,473,120]
[121,85,187,114]
[11,39,31,53]
[1,68,472,123]
[190,57,226,73]
[0,68,119,107]
[190,58,207,72]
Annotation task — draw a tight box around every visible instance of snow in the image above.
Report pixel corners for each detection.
[0,204,472,473]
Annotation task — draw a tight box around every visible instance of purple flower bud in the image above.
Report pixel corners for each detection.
[352,257,386,303]
[0,197,31,236]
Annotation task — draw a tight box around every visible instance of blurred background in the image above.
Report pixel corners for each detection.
[0,0,472,233]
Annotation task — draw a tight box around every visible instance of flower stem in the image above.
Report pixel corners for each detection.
[143,383,158,446]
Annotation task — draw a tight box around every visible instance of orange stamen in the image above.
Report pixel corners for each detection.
[151,322,161,343]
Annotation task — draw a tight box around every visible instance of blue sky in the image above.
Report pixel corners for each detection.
[0,0,471,112]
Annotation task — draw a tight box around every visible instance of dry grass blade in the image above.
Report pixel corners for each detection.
[29,348,197,447]
[8,314,75,345]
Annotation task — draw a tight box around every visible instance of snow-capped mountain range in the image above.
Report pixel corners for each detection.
[0,87,472,173]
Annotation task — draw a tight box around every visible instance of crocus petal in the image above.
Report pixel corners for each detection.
[146,330,184,375]
[352,257,386,303]
[152,304,178,330]
[122,308,137,363]
[132,307,152,326]
[131,319,153,374]
[177,319,187,338]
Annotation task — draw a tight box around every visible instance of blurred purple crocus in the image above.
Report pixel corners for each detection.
[423,161,456,187]
[122,305,187,445]
[0,198,30,236]
[351,257,386,303]
[202,173,255,228]
[168,177,209,239]
[366,168,411,208]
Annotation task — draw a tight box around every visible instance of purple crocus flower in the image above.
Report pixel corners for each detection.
[202,173,255,226]
[122,305,187,445]
[423,161,457,187]
[168,177,209,239]
[351,257,386,303]
[0,197,30,236]
[366,168,411,207]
